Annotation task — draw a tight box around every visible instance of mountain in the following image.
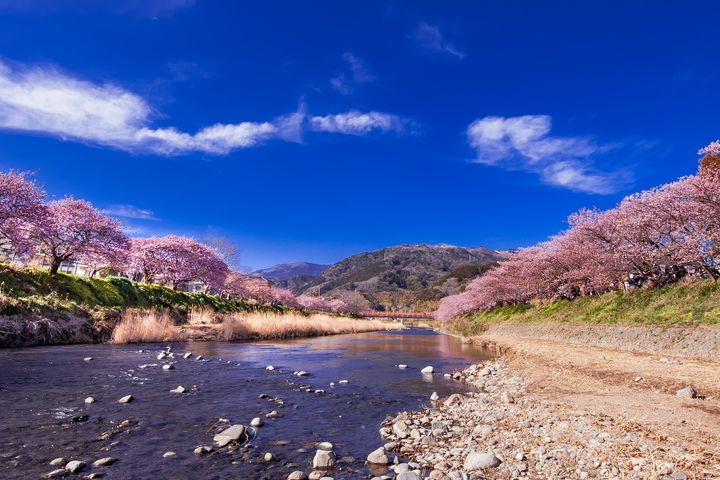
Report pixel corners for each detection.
[289,244,505,312]
[254,262,329,281]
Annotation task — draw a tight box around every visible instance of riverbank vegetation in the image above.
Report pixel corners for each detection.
[221,312,403,341]
[437,142,720,323]
[111,310,181,343]
[449,278,720,336]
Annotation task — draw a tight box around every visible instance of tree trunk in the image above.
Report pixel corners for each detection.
[49,257,62,275]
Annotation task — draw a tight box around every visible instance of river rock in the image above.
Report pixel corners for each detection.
[676,386,697,398]
[162,364,174,371]
[214,424,246,447]
[118,395,134,403]
[393,420,411,438]
[398,364,408,369]
[421,366,434,374]
[83,357,93,362]
[45,469,66,478]
[264,452,273,461]
[367,447,389,464]
[430,392,439,401]
[338,379,349,384]
[196,355,204,361]
[194,446,213,456]
[157,352,166,360]
[288,471,307,480]
[65,460,85,473]
[92,457,117,467]
[313,448,335,469]
[266,410,279,418]
[463,452,501,470]
[163,451,176,458]
[170,385,186,394]
[251,417,264,427]
[397,472,420,480]
[84,397,95,404]
[297,371,309,376]
[445,393,465,406]
[266,365,275,370]
[49,458,66,466]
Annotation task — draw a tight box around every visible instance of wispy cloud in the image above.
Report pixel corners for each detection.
[0,60,407,155]
[101,204,157,220]
[310,111,408,136]
[412,22,465,60]
[466,115,630,194]
[330,53,375,95]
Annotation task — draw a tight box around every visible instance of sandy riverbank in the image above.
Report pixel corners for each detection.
[377,331,720,479]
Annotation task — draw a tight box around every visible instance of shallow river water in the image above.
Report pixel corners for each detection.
[0,328,492,479]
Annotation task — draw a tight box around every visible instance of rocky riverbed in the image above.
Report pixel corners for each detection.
[372,361,699,480]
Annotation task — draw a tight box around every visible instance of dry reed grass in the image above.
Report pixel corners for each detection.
[188,307,221,326]
[112,310,181,343]
[222,312,403,341]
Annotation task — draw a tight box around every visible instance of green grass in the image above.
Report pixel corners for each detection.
[0,264,265,315]
[450,280,720,336]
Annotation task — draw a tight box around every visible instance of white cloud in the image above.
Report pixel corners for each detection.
[309,111,407,135]
[330,52,375,95]
[102,204,157,220]
[467,115,629,194]
[0,60,405,155]
[412,22,465,59]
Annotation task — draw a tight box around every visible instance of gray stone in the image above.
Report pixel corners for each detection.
[287,471,307,480]
[264,452,273,461]
[676,386,697,398]
[49,457,66,466]
[214,424,246,447]
[84,397,95,404]
[92,457,117,467]
[367,447,389,464]
[45,469,67,478]
[393,421,410,439]
[117,395,133,403]
[463,452,501,470]
[170,385,186,394]
[398,364,408,369]
[430,392,439,401]
[397,472,420,480]
[421,366,434,374]
[65,460,85,473]
[162,364,174,371]
[193,446,213,456]
[251,417,264,427]
[162,452,176,458]
[313,449,335,469]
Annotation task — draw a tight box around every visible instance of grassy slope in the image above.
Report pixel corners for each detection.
[450,279,720,336]
[0,264,267,314]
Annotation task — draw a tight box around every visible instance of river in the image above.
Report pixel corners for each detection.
[0,328,492,479]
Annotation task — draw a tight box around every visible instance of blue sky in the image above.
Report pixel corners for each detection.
[0,1,717,269]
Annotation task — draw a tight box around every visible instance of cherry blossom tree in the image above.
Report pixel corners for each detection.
[130,235,228,290]
[0,171,47,255]
[32,198,130,275]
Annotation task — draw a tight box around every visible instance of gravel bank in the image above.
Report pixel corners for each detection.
[378,361,712,479]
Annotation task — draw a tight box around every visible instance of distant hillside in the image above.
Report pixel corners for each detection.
[292,244,505,311]
[254,262,329,281]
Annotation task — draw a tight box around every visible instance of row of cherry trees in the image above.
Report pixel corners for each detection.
[0,171,349,312]
[436,143,720,321]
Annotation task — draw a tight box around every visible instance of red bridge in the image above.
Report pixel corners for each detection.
[360,311,434,320]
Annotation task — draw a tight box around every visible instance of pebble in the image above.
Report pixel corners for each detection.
[287,471,307,480]
[430,392,439,401]
[45,469,66,478]
[83,357,93,362]
[420,366,434,374]
[266,365,275,370]
[398,364,408,369]
[338,379,349,384]
[251,417,264,427]
[117,395,134,404]
[49,458,66,466]
[162,364,174,371]
[194,446,213,456]
[183,352,192,359]
[84,397,95,404]
[162,452,176,458]
[313,448,335,469]
[676,386,697,398]
[170,385,186,394]
[264,452,273,461]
